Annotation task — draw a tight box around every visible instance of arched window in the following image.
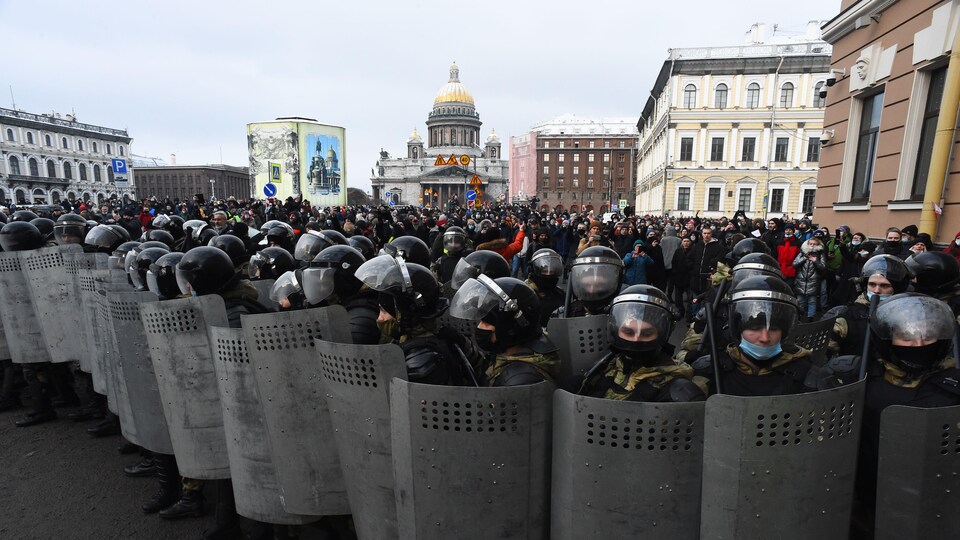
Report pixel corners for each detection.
[47,160,57,177]
[683,84,697,108]
[8,156,20,175]
[106,144,112,154]
[92,141,98,153]
[107,167,115,183]
[119,145,124,156]
[63,162,73,180]
[33,189,45,203]
[29,158,39,177]
[62,137,69,149]
[813,81,826,108]
[746,83,761,109]
[5,128,13,142]
[44,134,52,146]
[412,147,419,159]
[715,83,728,109]
[779,82,795,108]
[26,132,34,145]
[78,139,84,151]
[15,189,25,204]
[79,163,87,181]
[94,165,102,182]
[52,191,61,203]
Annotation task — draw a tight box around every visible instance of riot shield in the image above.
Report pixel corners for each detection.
[108,290,174,455]
[96,283,134,419]
[317,340,408,540]
[141,296,231,479]
[250,279,278,311]
[66,252,107,372]
[0,252,50,364]
[436,310,476,343]
[788,316,836,366]
[211,326,316,525]
[22,245,83,362]
[699,380,866,540]
[242,307,352,516]
[547,315,610,382]
[79,269,110,392]
[391,380,554,539]
[0,317,9,361]
[874,404,960,539]
[551,390,705,539]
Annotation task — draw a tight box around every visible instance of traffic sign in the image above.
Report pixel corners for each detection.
[459,155,471,166]
[446,154,458,165]
[389,200,396,206]
[111,158,127,174]
[619,199,628,208]
[434,155,446,166]
[611,204,619,211]
[269,162,282,183]
[465,190,477,201]
[470,174,482,185]
[263,183,277,197]
[385,191,392,199]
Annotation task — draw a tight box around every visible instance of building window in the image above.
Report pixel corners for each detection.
[559,141,565,148]
[779,82,794,108]
[746,83,761,109]
[769,188,784,213]
[677,187,691,211]
[710,137,724,162]
[738,187,752,211]
[802,189,816,214]
[806,137,821,162]
[542,177,549,188]
[558,178,564,189]
[814,81,826,108]
[573,154,580,162]
[587,166,594,175]
[92,141,98,153]
[543,141,549,148]
[680,137,694,161]
[79,163,87,181]
[558,154,564,162]
[715,83,728,109]
[94,165,101,182]
[29,158,39,176]
[741,137,756,161]
[119,146,125,156]
[618,154,625,163]
[587,178,594,188]
[5,128,13,142]
[851,91,885,203]
[26,132,34,145]
[572,177,579,188]
[912,67,947,200]
[106,144,112,154]
[589,141,595,148]
[707,187,721,211]
[78,140,84,151]
[8,156,20,175]
[588,153,594,162]
[604,141,610,148]
[63,162,72,180]
[573,166,579,174]
[62,137,69,149]
[774,138,789,162]
[603,153,609,162]
[543,154,549,162]
[558,166,564,175]
[47,160,56,177]
[683,84,697,108]
[44,134,52,146]
[619,141,625,148]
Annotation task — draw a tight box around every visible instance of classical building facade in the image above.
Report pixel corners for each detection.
[132,163,250,201]
[370,64,508,207]
[0,107,135,205]
[519,115,637,214]
[635,25,831,220]
[815,0,960,242]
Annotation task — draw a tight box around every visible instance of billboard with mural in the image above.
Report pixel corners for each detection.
[246,119,347,206]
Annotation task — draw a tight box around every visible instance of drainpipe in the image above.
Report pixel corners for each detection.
[919,27,960,237]
[764,56,785,221]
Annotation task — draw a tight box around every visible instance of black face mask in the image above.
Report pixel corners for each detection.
[889,341,950,373]
[532,275,559,290]
[617,348,663,367]
[885,240,902,250]
[475,328,500,353]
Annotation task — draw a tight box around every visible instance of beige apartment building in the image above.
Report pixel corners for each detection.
[636,24,831,220]
[815,0,960,242]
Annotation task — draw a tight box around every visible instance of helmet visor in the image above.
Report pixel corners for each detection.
[130,264,146,290]
[449,277,502,321]
[450,257,480,290]
[872,294,956,342]
[248,252,268,279]
[84,224,122,249]
[531,254,563,277]
[730,264,783,288]
[443,232,466,254]
[609,302,672,351]
[294,232,334,262]
[124,250,139,277]
[269,271,302,303]
[146,270,162,298]
[302,267,336,305]
[571,264,620,301]
[175,266,194,296]
[730,299,798,340]
[355,255,408,292]
[54,224,85,245]
[152,214,171,229]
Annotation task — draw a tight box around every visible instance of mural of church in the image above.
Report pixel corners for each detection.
[370,63,508,207]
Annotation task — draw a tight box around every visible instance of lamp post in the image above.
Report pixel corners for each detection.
[209,178,215,200]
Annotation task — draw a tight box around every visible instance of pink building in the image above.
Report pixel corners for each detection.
[508,131,537,203]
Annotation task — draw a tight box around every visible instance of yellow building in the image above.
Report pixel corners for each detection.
[636,24,832,220]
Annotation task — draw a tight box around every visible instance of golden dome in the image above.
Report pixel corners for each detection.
[408,127,422,142]
[433,63,475,105]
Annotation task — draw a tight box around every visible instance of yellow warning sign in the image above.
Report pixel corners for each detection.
[459,155,471,166]
[434,155,446,166]
[446,154,458,165]
[470,174,482,185]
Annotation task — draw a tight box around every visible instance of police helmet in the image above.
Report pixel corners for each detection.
[10,210,39,223]
[450,250,511,289]
[208,234,248,267]
[904,251,960,294]
[30,217,55,242]
[0,221,43,251]
[347,235,376,261]
[139,229,176,249]
[248,247,296,280]
[608,285,675,359]
[381,236,431,267]
[449,276,542,352]
[571,246,625,311]
[54,214,88,245]
[294,229,347,262]
[147,252,185,300]
[175,246,235,296]
[727,274,799,347]
[84,225,128,254]
[731,253,784,288]
[130,247,170,291]
[870,293,956,374]
[861,254,913,294]
[442,226,468,256]
[730,238,771,263]
[356,255,445,321]
[302,245,365,305]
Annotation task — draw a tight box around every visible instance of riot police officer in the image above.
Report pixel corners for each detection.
[128,247,170,291]
[433,226,470,283]
[247,247,295,281]
[302,245,380,344]
[347,234,376,261]
[449,250,511,291]
[139,229,177,249]
[293,229,347,265]
[53,213,89,245]
[450,276,559,386]
[556,245,624,317]
[904,250,960,318]
[208,234,250,277]
[580,285,706,401]
[525,248,565,327]
[381,235,432,267]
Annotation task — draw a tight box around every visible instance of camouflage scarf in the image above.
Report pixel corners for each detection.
[486,350,559,385]
[725,344,806,376]
[877,357,958,388]
[602,356,694,400]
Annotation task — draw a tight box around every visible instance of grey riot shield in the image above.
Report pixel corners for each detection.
[108,290,173,455]
[874,404,960,539]
[0,252,50,364]
[788,316,836,366]
[391,380,554,539]
[22,245,83,362]
[436,310,476,343]
[141,296,231,479]
[551,390,704,539]
[96,283,133,418]
[547,315,611,382]
[317,340,408,540]
[66,252,108,372]
[242,307,352,516]
[80,269,111,392]
[699,380,866,540]
[0,312,9,361]
[211,326,316,525]
[250,279,278,311]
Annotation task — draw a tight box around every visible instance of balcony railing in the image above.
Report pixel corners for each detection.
[6,174,71,185]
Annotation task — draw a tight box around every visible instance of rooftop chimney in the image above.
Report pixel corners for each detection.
[170,153,177,165]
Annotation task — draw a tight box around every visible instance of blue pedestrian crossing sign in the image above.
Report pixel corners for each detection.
[111,159,127,175]
[465,190,477,201]
[263,183,277,197]
[389,199,396,206]
[268,162,282,183]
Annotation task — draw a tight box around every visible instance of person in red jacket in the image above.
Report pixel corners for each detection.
[775,223,800,289]
[476,223,526,260]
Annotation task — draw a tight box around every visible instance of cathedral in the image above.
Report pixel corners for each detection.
[370,64,508,207]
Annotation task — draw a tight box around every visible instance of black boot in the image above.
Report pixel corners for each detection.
[16,363,55,427]
[143,454,181,514]
[0,359,21,411]
[49,363,80,407]
[124,455,159,477]
[159,488,205,520]
[202,479,241,540]
[14,409,57,427]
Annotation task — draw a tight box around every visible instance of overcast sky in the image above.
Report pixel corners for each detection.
[0,0,839,193]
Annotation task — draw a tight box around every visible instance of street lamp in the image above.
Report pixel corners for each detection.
[209,178,215,200]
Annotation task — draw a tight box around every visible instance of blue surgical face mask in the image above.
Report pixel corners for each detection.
[739,339,783,361]
[865,290,891,301]
[851,240,861,246]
